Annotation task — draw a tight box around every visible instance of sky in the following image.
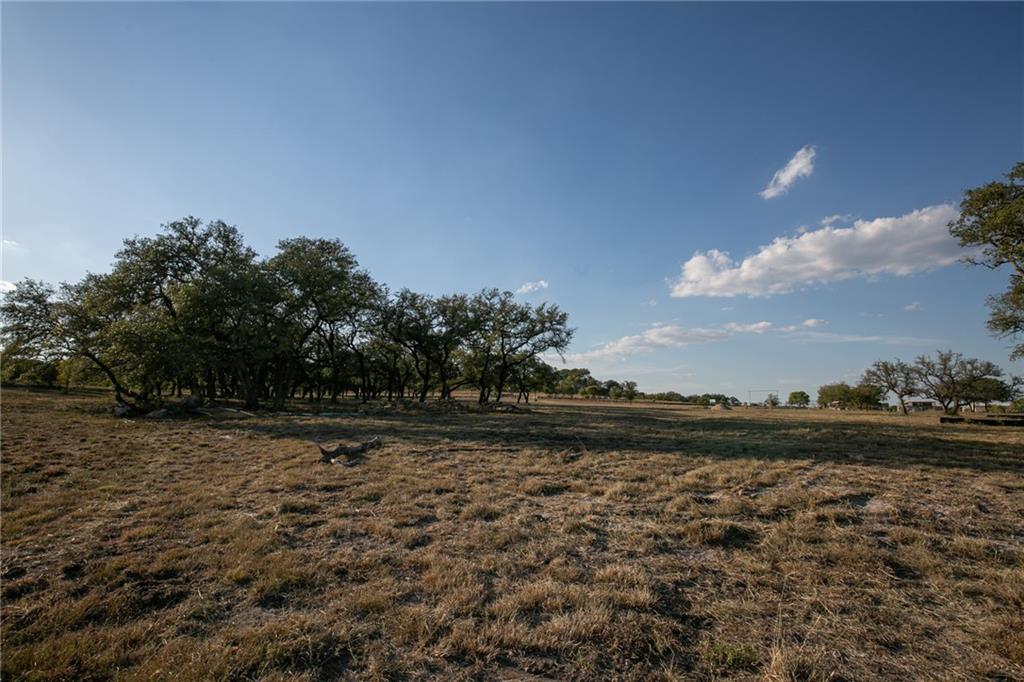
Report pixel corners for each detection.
[3,2,1023,397]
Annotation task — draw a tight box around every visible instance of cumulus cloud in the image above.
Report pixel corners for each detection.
[760,145,816,199]
[0,280,16,293]
[723,321,774,334]
[515,280,549,295]
[670,204,961,298]
[904,301,922,311]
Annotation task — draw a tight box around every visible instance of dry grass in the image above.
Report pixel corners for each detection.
[2,388,1023,680]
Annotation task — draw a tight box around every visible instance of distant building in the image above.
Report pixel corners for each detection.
[905,400,940,412]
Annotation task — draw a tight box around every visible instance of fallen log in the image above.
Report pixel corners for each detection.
[318,436,382,465]
[940,416,1024,427]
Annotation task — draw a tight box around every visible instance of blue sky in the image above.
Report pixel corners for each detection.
[3,2,1022,396]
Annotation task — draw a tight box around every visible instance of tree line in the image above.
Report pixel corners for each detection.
[820,350,1021,414]
[0,218,573,411]
[534,367,740,405]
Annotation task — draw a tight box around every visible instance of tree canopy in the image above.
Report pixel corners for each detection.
[949,162,1024,359]
[912,350,1019,414]
[787,390,810,407]
[823,351,1021,414]
[861,360,918,415]
[1,218,576,410]
[817,382,884,410]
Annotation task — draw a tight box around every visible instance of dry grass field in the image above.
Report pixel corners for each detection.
[2,388,1023,681]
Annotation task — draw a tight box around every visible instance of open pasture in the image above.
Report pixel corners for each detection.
[2,388,1022,680]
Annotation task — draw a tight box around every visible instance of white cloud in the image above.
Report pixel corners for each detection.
[549,312,936,368]
[642,299,658,307]
[0,280,16,293]
[724,321,774,334]
[780,318,826,332]
[904,301,922,311]
[515,279,549,295]
[670,204,961,298]
[760,145,816,199]
[564,318,787,362]
[819,214,852,228]
[2,239,20,248]
[783,330,937,345]
[565,324,731,362]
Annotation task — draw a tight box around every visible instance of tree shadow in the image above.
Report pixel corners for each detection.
[204,402,1024,475]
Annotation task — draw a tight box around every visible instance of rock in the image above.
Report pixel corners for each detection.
[112,404,133,417]
[144,408,170,419]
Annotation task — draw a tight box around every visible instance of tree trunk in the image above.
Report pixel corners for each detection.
[494,362,509,403]
[272,361,289,412]
[329,362,340,402]
[477,354,492,404]
[357,355,368,403]
[417,360,431,403]
[236,362,260,410]
[81,350,137,406]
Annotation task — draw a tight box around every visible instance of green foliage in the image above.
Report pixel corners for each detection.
[787,390,810,407]
[56,357,106,390]
[1,218,574,409]
[817,382,883,410]
[508,356,558,403]
[987,278,1024,360]
[949,162,1024,359]
[553,368,596,395]
[1,353,58,387]
[817,383,849,408]
[701,640,760,672]
[964,376,1017,405]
